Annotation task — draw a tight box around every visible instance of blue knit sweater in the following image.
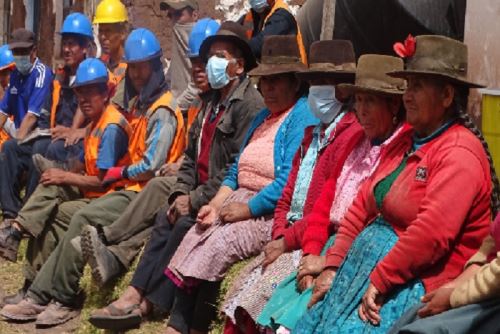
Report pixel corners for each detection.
[222,96,319,216]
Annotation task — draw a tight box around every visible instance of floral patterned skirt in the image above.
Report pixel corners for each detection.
[221,249,302,322]
[167,188,273,283]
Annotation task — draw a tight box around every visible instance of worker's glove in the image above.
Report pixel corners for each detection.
[102,166,126,188]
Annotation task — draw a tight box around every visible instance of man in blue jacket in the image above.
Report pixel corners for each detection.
[0,14,93,223]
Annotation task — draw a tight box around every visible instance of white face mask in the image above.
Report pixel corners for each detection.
[206,55,236,90]
[249,0,269,13]
[14,55,32,75]
[308,85,344,124]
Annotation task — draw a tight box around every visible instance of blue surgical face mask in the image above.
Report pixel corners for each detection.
[14,55,32,76]
[249,0,269,12]
[206,55,235,90]
[308,85,344,124]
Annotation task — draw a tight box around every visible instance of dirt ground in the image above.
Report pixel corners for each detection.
[0,254,165,334]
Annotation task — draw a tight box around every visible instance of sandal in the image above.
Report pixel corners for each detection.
[88,303,142,330]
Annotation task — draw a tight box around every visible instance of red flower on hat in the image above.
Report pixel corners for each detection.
[393,34,416,58]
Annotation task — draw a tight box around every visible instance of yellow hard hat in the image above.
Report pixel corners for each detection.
[93,0,128,24]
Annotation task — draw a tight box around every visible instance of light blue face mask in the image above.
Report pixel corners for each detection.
[308,85,344,124]
[206,55,234,90]
[14,55,32,76]
[249,0,269,12]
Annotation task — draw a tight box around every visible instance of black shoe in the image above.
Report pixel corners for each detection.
[0,223,22,262]
[81,225,123,286]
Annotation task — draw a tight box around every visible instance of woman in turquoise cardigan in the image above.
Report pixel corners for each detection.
[165,35,318,334]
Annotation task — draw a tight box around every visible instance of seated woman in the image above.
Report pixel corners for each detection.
[164,35,318,334]
[221,39,364,333]
[388,214,500,334]
[254,54,408,333]
[294,35,499,333]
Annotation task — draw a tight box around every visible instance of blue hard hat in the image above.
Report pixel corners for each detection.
[188,18,220,58]
[0,45,14,70]
[61,12,93,39]
[124,28,162,63]
[72,58,109,88]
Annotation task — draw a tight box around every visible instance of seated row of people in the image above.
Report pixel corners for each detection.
[0,7,497,334]
[87,32,497,334]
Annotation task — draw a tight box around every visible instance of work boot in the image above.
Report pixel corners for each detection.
[1,279,31,307]
[0,222,22,262]
[81,225,123,286]
[35,301,80,326]
[32,154,67,174]
[0,297,47,321]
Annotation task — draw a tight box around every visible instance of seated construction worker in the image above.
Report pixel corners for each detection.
[0,28,184,327]
[0,44,16,148]
[159,0,199,112]
[0,29,53,138]
[0,58,131,326]
[86,20,263,331]
[93,0,129,84]
[238,0,307,63]
[0,13,94,223]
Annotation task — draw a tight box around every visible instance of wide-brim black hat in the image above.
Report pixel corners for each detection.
[199,21,257,72]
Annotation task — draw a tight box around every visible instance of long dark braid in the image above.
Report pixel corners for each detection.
[454,86,500,216]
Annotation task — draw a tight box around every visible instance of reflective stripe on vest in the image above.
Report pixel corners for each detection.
[243,0,307,65]
[83,104,132,198]
[125,91,186,192]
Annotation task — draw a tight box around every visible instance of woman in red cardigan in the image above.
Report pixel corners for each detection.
[295,35,500,334]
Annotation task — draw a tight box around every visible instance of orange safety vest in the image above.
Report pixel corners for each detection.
[242,0,307,65]
[109,62,127,86]
[50,80,62,128]
[0,129,10,150]
[83,104,132,198]
[125,91,186,192]
[186,97,204,139]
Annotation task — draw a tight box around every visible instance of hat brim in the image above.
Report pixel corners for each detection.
[249,63,307,77]
[388,70,485,89]
[124,50,163,64]
[93,18,127,24]
[160,1,192,10]
[9,41,34,50]
[71,78,108,89]
[199,34,257,72]
[295,69,355,82]
[337,83,404,97]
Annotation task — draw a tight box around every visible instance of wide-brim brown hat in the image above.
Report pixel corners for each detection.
[296,40,356,82]
[199,21,257,72]
[248,35,307,76]
[338,54,406,96]
[388,35,484,88]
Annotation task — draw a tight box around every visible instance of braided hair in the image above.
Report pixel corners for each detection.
[453,85,500,216]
